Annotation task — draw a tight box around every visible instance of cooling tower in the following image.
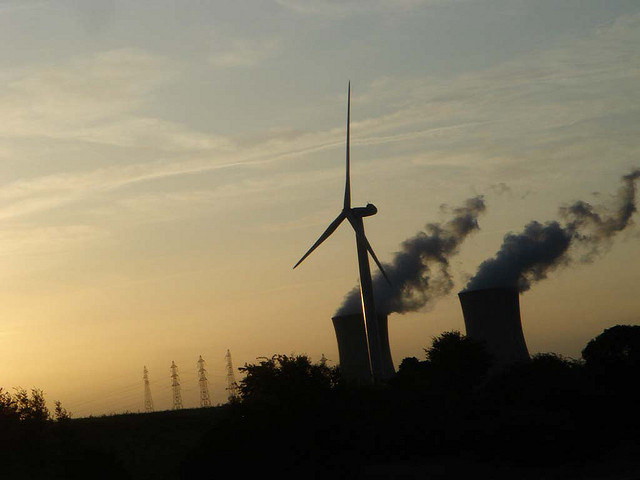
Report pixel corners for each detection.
[331,313,395,383]
[376,314,396,380]
[458,288,530,367]
[332,313,371,383]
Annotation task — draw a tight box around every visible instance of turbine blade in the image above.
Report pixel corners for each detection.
[293,212,346,269]
[346,214,391,284]
[344,82,351,210]
[360,231,392,285]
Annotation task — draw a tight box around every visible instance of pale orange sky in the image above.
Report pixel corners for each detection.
[1,1,639,416]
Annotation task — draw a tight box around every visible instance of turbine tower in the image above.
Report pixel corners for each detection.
[225,349,239,402]
[293,83,391,383]
[170,361,183,410]
[197,355,212,407]
[143,366,154,413]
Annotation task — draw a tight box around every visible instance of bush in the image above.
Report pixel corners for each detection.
[582,324,640,395]
[582,324,640,369]
[483,353,583,409]
[393,331,492,399]
[237,354,339,407]
[0,387,71,422]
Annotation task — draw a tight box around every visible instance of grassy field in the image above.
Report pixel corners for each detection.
[3,398,640,479]
[67,407,230,478]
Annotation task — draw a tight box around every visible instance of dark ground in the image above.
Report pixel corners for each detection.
[2,391,638,480]
[3,327,640,479]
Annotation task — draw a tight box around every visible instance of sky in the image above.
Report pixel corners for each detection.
[1,0,639,417]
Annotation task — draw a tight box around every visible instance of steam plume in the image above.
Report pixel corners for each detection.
[465,169,640,293]
[336,196,486,316]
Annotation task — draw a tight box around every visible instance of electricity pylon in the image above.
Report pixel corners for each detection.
[197,355,212,407]
[170,361,183,410]
[225,349,239,402]
[143,366,154,413]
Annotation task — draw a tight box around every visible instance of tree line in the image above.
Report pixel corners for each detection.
[182,324,640,478]
[2,324,639,479]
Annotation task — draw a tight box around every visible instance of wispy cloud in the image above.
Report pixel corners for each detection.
[0,48,235,153]
[1,13,638,229]
[2,49,170,127]
[0,158,254,221]
[0,0,49,14]
[275,0,450,17]
[209,38,281,68]
[0,224,108,257]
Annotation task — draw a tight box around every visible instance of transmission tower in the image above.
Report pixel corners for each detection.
[225,349,239,402]
[197,355,212,407]
[170,361,183,410]
[143,366,154,413]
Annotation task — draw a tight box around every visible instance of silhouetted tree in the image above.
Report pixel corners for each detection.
[483,353,583,410]
[237,354,339,407]
[0,387,56,422]
[4,387,71,422]
[582,324,640,395]
[392,331,492,405]
[429,331,492,393]
[14,388,50,422]
[393,356,427,387]
[179,355,354,478]
[582,324,640,368]
[53,400,72,421]
[0,388,16,420]
[426,330,493,379]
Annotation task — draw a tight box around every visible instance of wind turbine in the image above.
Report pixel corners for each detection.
[293,83,391,382]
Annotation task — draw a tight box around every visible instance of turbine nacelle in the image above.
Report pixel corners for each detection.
[350,203,377,218]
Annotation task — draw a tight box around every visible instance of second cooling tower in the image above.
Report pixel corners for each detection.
[331,313,395,383]
[458,288,530,367]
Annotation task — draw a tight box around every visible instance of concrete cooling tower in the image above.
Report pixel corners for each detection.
[331,313,395,383]
[458,288,530,367]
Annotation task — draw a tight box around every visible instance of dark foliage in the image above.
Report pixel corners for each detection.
[582,324,640,367]
[237,353,340,407]
[424,330,493,392]
[580,324,640,400]
[483,353,584,409]
[4,325,640,479]
[0,388,80,479]
[0,387,51,422]
[392,331,492,399]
